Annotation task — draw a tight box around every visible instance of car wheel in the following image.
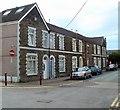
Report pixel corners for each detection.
[84,74,87,80]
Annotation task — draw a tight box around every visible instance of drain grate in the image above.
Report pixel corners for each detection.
[36,99,53,103]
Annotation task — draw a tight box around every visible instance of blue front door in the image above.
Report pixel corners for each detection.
[50,60,52,79]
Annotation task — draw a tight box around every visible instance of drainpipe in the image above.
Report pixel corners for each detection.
[48,30,51,79]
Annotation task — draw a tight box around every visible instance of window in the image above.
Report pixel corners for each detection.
[3,10,11,16]
[42,30,49,48]
[16,7,24,13]
[72,56,77,69]
[87,44,90,53]
[94,44,96,54]
[93,57,97,65]
[28,27,36,46]
[97,45,101,55]
[103,58,106,67]
[98,58,101,68]
[87,57,89,66]
[50,33,55,49]
[79,40,82,52]
[26,53,38,75]
[58,34,64,50]
[72,38,76,51]
[59,55,65,72]
[102,47,106,55]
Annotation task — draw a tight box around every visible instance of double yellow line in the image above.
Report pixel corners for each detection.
[110,94,120,109]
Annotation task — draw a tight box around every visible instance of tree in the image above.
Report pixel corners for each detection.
[108,50,120,64]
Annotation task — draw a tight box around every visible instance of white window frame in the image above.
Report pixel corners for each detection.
[79,40,82,52]
[97,45,101,55]
[103,58,106,67]
[94,44,96,54]
[59,55,65,72]
[42,30,49,48]
[28,26,36,47]
[26,53,38,76]
[50,32,55,49]
[58,34,64,50]
[72,56,77,69]
[94,57,97,65]
[72,38,76,51]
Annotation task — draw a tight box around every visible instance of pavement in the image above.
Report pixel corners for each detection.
[0,76,83,88]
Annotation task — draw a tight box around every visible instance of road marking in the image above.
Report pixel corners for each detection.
[111,97,118,107]
[110,94,120,109]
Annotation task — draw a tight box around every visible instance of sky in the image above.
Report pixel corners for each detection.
[0,0,118,50]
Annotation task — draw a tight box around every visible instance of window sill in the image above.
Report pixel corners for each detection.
[27,74,38,76]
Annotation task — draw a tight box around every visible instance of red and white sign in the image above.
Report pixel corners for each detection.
[9,50,15,57]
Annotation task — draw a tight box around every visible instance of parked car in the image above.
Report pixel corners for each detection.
[94,65,102,74]
[106,64,117,71]
[88,66,102,75]
[72,66,92,79]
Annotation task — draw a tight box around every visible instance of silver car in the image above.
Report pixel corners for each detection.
[72,66,92,79]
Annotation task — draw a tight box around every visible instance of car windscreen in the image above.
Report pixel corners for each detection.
[78,67,86,71]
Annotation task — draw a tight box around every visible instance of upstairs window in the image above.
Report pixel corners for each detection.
[97,45,101,55]
[50,33,55,49]
[28,27,36,46]
[94,44,97,54]
[72,38,76,51]
[3,10,11,16]
[15,7,24,13]
[42,30,49,48]
[58,34,64,50]
[79,40,82,52]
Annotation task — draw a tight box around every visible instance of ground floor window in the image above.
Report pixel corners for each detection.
[103,58,106,67]
[26,53,38,75]
[72,56,77,69]
[59,55,65,72]
[93,57,97,65]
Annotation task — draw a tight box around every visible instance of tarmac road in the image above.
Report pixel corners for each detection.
[1,69,119,109]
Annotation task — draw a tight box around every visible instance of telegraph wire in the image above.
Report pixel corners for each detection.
[65,0,88,28]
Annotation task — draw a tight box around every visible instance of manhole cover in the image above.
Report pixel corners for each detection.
[36,99,53,103]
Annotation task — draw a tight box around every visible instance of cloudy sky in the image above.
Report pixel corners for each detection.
[0,0,118,50]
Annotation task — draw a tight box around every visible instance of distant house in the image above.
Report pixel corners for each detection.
[0,3,107,82]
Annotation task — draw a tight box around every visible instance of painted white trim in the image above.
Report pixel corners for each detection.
[0,21,18,26]
[59,55,65,72]
[18,4,49,30]
[17,23,20,82]
[0,76,18,82]
[28,26,36,47]
[20,46,83,55]
[26,53,38,76]
[72,56,77,68]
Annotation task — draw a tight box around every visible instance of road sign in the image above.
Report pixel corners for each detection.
[9,49,15,57]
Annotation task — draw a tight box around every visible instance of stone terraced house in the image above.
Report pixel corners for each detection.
[0,3,107,82]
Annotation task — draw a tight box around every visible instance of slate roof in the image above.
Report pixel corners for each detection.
[1,3,35,23]
[0,3,106,46]
[47,23,92,42]
[87,37,104,46]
